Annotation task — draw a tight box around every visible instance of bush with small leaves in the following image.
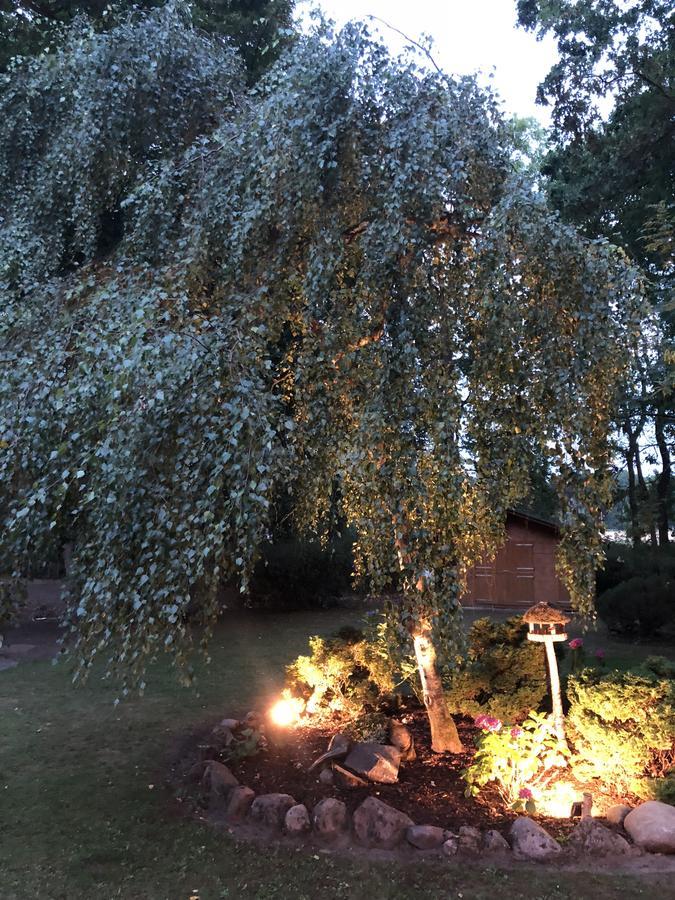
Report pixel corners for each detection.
[567,662,675,796]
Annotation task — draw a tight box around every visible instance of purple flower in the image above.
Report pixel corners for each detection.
[519,787,533,800]
[569,638,583,650]
[474,714,502,733]
[510,726,523,739]
[595,648,605,659]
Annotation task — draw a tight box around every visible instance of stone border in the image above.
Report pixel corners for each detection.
[181,716,675,865]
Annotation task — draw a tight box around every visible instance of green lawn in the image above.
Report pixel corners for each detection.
[0,608,671,900]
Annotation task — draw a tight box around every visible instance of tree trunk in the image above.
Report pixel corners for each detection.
[544,638,567,746]
[624,441,640,547]
[410,620,463,753]
[655,405,671,545]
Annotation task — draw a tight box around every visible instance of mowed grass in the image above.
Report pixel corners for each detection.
[0,607,671,900]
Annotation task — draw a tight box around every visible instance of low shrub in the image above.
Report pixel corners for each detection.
[596,574,674,638]
[463,710,570,813]
[285,626,396,736]
[443,617,548,722]
[567,661,675,796]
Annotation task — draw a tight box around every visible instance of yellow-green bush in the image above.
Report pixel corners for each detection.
[567,659,675,796]
[285,626,396,735]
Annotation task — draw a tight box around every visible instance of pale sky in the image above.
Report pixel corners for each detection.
[297,1,559,125]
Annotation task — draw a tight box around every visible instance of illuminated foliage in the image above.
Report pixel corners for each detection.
[0,11,642,714]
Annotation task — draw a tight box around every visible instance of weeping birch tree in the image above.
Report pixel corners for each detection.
[0,8,641,750]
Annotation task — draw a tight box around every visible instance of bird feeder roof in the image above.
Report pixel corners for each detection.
[522,602,571,625]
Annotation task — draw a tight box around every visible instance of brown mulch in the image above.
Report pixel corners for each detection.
[177,702,599,839]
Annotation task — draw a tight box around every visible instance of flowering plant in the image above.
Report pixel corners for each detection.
[569,638,583,650]
[463,710,570,813]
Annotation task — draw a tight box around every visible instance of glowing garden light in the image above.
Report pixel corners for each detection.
[268,691,305,728]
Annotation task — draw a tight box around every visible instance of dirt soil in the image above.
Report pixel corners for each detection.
[177,702,621,840]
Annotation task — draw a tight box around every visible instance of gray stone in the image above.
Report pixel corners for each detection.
[483,829,511,852]
[308,733,351,771]
[343,743,401,784]
[624,801,675,854]
[389,719,416,763]
[225,785,255,820]
[312,798,349,841]
[458,825,482,854]
[333,763,368,789]
[352,796,413,849]
[406,824,446,850]
[605,804,632,827]
[567,819,630,856]
[211,725,235,747]
[285,803,311,835]
[442,837,459,857]
[509,817,562,861]
[220,718,240,730]
[249,792,296,830]
[0,658,19,671]
[201,760,238,801]
[318,767,334,785]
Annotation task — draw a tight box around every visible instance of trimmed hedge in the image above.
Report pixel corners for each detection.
[596,574,673,638]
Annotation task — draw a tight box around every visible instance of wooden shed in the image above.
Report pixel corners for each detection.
[462,510,570,610]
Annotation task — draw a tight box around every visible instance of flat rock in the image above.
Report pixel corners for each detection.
[483,829,510,852]
[220,718,239,730]
[343,743,401,784]
[624,801,675,854]
[201,760,238,801]
[605,804,632,827]
[567,819,631,856]
[458,825,482,854]
[312,798,349,841]
[353,796,413,849]
[509,817,562,861]
[333,763,368,789]
[285,803,311,835]
[249,792,296,830]
[406,824,446,850]
[225,785,255,820]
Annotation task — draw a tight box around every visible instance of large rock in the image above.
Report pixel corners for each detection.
[201,760,238,801]
[343,743,401,784]
[567,819,631,856]
[285,803,311,835]
[249,793,296,830]
[624,801,675,853]
[312,798,349,841]
[605,804,632,827]
[224,785,255,820]
[509,817,562,861]
[353,796,413,849]
[308,733,351,771]
[458,825,482,854]
[406,824,446,850]
[483,829,511,852]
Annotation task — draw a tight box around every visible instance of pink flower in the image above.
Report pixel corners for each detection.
[510,726,523,739]
[518,787,533,800]
[474,714,502,732]
[569,638,583,650]
[595,648,605,659]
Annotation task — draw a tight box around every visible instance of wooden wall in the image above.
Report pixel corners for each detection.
[462,516,570,609]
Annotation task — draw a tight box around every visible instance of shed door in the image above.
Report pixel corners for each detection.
[502,540,535,605]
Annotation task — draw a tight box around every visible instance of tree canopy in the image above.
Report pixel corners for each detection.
[517,0,674,545]
[0,10,642,710]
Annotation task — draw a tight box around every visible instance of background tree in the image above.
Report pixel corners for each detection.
[0,12,641,745]
[517,0,674,545]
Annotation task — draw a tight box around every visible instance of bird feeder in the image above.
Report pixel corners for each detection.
[523,602,571,744]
